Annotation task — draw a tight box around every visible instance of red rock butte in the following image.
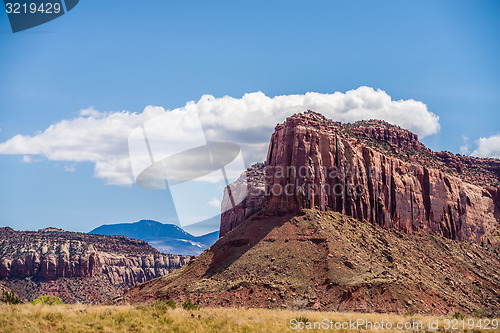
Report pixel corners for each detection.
[221,111,500,245]
[126,111,500,314]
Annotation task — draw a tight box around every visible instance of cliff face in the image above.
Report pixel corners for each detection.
[221,112,500,244]
[0,227,190,303]
[220,163,266,237]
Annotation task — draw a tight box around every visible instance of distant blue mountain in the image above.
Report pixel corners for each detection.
[89,220,219,256]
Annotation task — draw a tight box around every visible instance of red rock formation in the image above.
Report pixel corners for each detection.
[221,111,500,245]
[220,163,266,237]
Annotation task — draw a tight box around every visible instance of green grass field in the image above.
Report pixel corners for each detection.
[0,303,498,332]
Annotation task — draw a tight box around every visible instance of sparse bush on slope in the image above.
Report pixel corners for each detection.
[2,290,23,304]
[182,300,200,310]
[30,295,63,305]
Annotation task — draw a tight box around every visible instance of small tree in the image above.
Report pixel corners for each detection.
[2,290,23,304]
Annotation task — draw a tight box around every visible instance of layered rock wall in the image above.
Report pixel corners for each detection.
[220,163,266,237]
[0,227,190,286]
[221,112,500,244]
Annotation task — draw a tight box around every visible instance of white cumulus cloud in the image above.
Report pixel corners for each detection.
[471,135,500,159]
[0,87,442,186]
[0,106,166,185]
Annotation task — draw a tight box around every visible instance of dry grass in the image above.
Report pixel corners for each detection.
[0,303,498,332]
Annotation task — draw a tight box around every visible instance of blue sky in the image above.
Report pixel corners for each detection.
[0,0,499,234]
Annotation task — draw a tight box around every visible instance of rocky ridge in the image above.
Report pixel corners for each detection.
[0,227,190,303]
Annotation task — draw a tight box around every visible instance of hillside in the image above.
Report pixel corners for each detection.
[125,209,500,315]
[0,227,191,303]
[90,220,219,256]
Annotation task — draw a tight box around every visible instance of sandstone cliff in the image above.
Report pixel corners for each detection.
[0,227,190,303]
[221,111,500,245]
[220,163,266,237]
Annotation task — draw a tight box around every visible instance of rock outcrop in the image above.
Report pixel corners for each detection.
[0,227,190,303]
[221,111,500,245]
[220,163,266,237]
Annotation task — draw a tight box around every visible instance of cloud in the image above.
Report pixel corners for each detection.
[22,155,42,163]
[64,164,76,172]
[0,106,165,185]
[0,87,441,185]
[471,135,500,159]
[189,87,440,166]
[460,135,470,155]
[22,155,33,163]
[94,158,133,185]
[207,197,221,208]
[78,107,104,118]
[193,87,440,137]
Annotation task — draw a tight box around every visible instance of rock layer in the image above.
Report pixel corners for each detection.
[221,111,500,244]
[0,227,190,303]
[220,163,266,237]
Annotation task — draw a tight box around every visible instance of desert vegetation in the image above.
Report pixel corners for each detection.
[0,302,498,332]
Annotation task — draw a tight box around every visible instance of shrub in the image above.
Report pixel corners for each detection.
[31,295,63,305]
[2,290,23,304]
[163,299,177,309]
[453,311,465,320]
[472,308,486,318]
[295,316,309,324]
[182,300,200,310]
[152,299,176,311]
